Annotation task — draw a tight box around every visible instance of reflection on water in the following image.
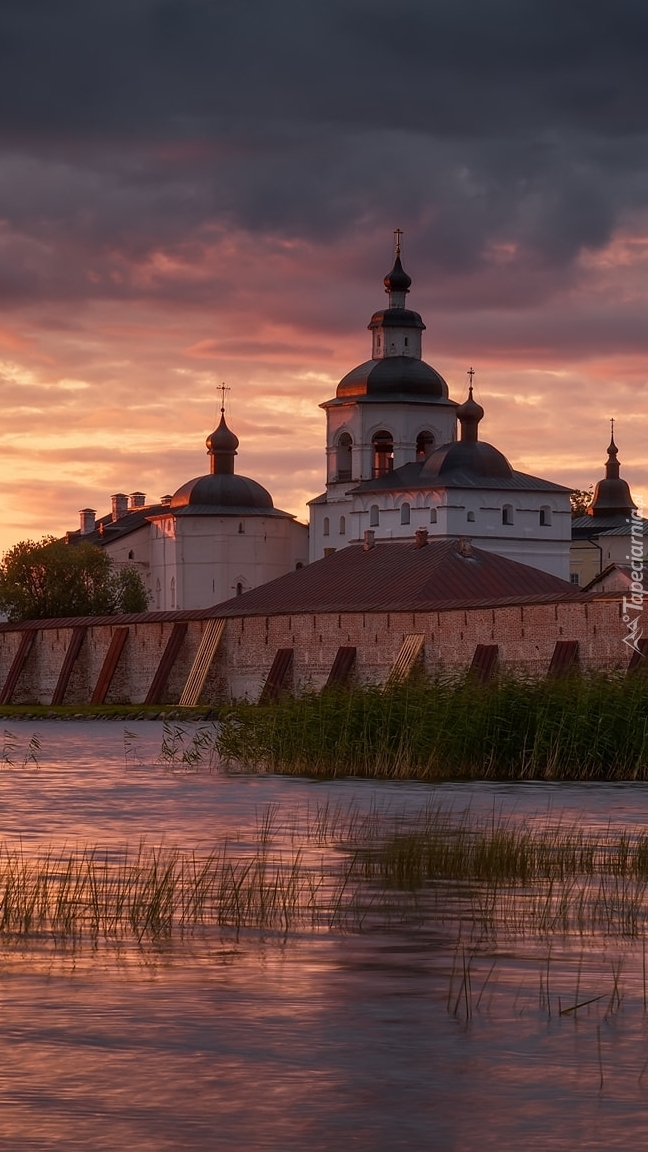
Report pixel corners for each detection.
[0,723,647,1148]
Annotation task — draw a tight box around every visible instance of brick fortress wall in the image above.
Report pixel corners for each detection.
[0,597,630,706]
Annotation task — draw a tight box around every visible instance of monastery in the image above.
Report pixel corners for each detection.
[0,242,645,705]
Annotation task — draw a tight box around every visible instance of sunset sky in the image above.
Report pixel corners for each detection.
[0,0,647,554]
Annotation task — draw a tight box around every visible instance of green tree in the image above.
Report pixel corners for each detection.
[570,487,594,518]
[0,536,150,622]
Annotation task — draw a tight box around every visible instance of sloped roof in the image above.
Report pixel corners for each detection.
[351,460,570,495]
[212,539,582,617]
[572,515,648,538]
[68,504,169,547]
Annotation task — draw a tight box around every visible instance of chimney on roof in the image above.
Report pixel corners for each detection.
[415,528,428,548]
[79,508,96,535]
[111,493,128,521]
[458,536,473,557]
[128,492,146,510]
[160,494,172,506]
[363,529,375,551]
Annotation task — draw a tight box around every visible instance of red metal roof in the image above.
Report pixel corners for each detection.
[212,539,583,617]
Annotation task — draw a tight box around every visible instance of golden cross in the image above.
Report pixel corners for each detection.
[219,382,230,414]
[467,366,475,386]
[394,228,403,256]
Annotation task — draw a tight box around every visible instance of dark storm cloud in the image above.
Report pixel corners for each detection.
[0,0,646,304]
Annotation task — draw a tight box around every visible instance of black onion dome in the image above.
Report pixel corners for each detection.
[171,473,274,511]
[336,357,449,400]
[422,440,513,480]
[588,432,636,517]
[384,254,412,295]
[206,413,239,455]
[456,390,485,426]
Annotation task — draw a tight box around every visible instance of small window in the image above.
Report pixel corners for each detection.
[539,505,552,526]
[467,510,475,522]
[370,505,379,527]
[170,577,175,609]
[430,508,437,524]
[295,562,303,570]
[400,502,411,525]
[155,578,161,609]
[502,504,514,526]
[404,337,409,348]
[570,573,580,585]
[128,549,134,560]
[236,582,243,596]
[323,517,330,536]
[238,522,244,534]
[339,515,346,536]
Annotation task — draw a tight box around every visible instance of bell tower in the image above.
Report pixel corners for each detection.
[309,237,458,560]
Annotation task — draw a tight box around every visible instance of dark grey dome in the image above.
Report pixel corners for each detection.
[384,254,412,295]
[336,356,448,400]
[171,473,274,512]
[589,477,635,517]
[422,440,513,480]
[368,308,424,331]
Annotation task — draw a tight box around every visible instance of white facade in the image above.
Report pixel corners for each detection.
[148,511,308,611]
[77,416,308,611]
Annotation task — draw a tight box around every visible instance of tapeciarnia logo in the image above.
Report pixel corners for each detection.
[622,498,645,656]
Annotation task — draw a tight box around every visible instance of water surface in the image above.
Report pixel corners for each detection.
[0,721,647,1150]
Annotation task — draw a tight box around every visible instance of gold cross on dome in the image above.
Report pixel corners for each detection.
[394,228,403,256]
[467,366,475,386]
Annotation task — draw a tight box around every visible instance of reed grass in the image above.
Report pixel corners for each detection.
[5,802,648,948]
[216,673,648,780]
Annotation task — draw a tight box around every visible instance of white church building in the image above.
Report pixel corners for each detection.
[71,410,309,610]
[309,243,572,580]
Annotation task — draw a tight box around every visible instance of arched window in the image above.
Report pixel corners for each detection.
[323,517,330,536]
[416,431,435,460]
[336,432,352,481]
[430,508,437,524]
[238,522,244,534]
[339,515,346,536]
[128,549,134,560]
[467,510,475,522]
[369,505,379,527]
[236,582,243,596]
[502,504,514,525]
[400,502,411,525]
[155,579,161,609]
[170,577,175,609]
[372,431,393,478]
[540,505,552,526]
[295,562,303,570]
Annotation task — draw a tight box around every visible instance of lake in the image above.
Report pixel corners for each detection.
[0,720,647,1150]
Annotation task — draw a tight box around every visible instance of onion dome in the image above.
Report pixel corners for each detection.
[206,412,239,476]
[384,254,412,298]
[335,237,450,402]
[456,385,484,443]
[588,427,636,517]
[422,386,512,480]
[170,412,274,513]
